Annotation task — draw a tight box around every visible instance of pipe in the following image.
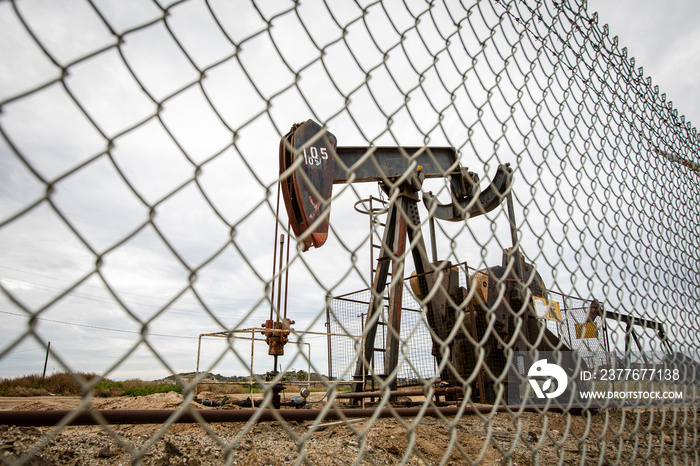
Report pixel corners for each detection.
[195,335,202,396]
[429,215,438,262]
[275,233,285,323]
[283,219,291,320]
[270,183,282,322]
[0,404,598,427]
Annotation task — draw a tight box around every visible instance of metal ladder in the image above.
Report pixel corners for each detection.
[354,195,390,385]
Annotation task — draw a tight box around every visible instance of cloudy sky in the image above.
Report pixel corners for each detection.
[1,0,698,383]
[589,0,700,127]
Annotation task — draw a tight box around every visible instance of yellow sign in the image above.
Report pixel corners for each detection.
[532,296,562,322]
[575,322,599,339]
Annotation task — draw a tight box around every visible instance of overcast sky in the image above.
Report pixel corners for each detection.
[588,0,700,128]
[1,0,698,382]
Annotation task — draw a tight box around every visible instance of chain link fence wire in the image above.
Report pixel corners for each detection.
[1,0,699,464]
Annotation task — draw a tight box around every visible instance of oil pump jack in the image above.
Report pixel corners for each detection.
[278,120,575,403]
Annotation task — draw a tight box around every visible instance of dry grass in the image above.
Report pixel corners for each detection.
[0,372,99,396]
[0,373,182,397]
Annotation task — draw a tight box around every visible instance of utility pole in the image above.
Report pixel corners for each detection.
[42,342,50,380]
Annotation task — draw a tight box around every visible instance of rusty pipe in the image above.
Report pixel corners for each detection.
[0,404,598,427]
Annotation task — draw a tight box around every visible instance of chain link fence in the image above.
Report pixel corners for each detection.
[1,0,699,464]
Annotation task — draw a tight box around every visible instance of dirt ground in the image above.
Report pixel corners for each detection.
[0,392,697,465]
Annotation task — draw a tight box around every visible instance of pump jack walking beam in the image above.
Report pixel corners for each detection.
[279,120,512,252]
[279,120,513,391]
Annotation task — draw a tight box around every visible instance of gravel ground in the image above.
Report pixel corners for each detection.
[0,393,697,465]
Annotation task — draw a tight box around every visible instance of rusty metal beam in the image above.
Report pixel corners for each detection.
[385,206,408,391]
[332,146,459,184]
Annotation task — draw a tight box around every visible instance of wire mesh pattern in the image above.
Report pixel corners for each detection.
[329,286,436,384]
[1,0,699,464]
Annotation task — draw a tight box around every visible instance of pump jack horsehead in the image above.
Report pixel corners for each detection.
[279,120,576,404]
